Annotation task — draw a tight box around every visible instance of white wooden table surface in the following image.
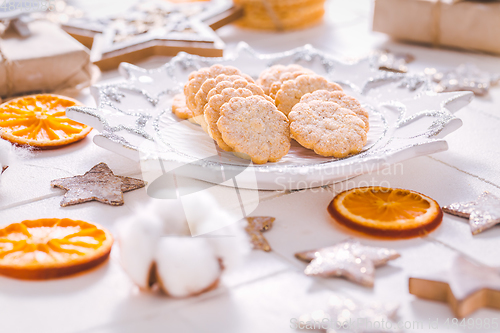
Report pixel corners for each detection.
[1,1,500,332]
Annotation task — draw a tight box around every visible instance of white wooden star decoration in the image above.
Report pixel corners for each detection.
[295,240,400,287]
[443,191,500,235]
[410,255,500,317]
[296,294,401,332]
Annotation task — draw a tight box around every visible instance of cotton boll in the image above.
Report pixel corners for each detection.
[0,140,11,186]
[0,139,32,185]
[147,199,190,236]
[188,208,236,236]
[0,165,5,186]
[0,140,11,167]
[181,191,219,224]
[12,145,32,160]
[155,237,221,298]
[182,192,238,236]
[117,192,248,297]
[116,213,162,289]
[0,139,32,163]
[205,211,251,271]
[0,139,12,177]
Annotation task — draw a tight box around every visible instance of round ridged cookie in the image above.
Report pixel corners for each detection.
[206,79,273,104]
[300,90,369,131]
[289,100,367,158]
[193,75,250,132]
[205,82,272,151]
[268,71,313,100]
[257,64,312,95]
[275,74,343,116]
[205,87,256,151]
[184,65,243,117]
[172,93,192,119]
[217,95,291,164]
[172,93,202,124]
[268,71,312,100]
[194,73,254,120]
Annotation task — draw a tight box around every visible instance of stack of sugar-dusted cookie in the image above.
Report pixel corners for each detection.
[174,63,369,164]
[258,64,369,158]
[234,0,326,31]
[175,64,290,164]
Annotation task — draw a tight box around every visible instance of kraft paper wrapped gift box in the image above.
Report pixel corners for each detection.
[0,20,93,98]
[373,0,500,54]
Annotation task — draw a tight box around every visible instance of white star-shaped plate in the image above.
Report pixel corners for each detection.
[66,42,473,190]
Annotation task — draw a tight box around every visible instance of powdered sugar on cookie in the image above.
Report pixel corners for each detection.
[184,65,243,123]
[275,74,342,116]
[206,87,256,151]
[174,63,371,163]
[289,100,367,158]
[257,64,312,96]
[217,95,290,164]
[300,90,369,131]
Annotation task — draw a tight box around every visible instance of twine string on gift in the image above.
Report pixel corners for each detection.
[431,0,442,47]
[0,18,26,98]
[0,17,35,98]
[261,0,284,31]
[0,18,96,99]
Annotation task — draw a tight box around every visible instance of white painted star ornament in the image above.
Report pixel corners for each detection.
[295,240,400,287]
[410,255,500,317]
[426,63,500,96]
[296,294,401,333]
[443,191,500,235]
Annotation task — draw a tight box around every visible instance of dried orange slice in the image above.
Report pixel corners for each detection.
[328,187,442,239]
[0,94,91,148]
[0,218,113,279]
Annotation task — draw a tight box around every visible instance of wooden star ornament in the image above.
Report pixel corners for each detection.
[244,216,275,252]
[443,191,500,235]
[62,0,243,70]
[51,163,145,207]
[409,255,500,318]
[374,49,415,73]
[295,240,400,287]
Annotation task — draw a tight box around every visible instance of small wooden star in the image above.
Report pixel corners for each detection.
[295,240,400,287]
[374,49,414,73]
[1,165,7,174]
[244,216,275,252]
[51,162,145,207]
[443,191,500,235]
[410,255,500,318]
